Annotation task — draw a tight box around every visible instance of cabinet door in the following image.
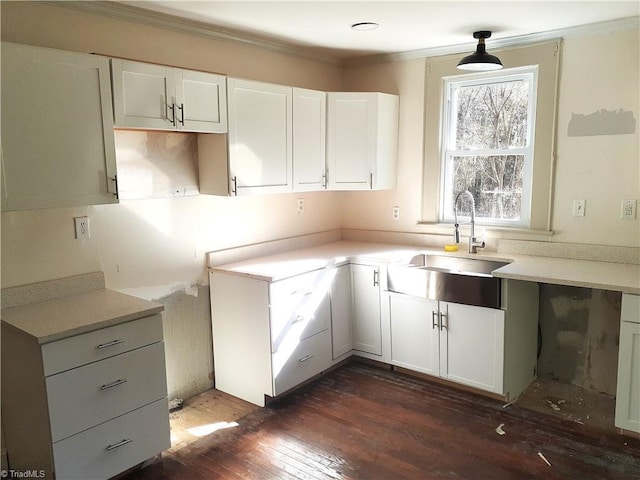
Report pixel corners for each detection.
[440,302,505,394]
[1,43,118,211]
[227,78,292,195]
[351,264,382,355]
[389,294,439,376]
[327,93,374,190]
[293,88,326,191]
[111,59,175,130]
[176,70,227,133]
[331,265,353,359]
[615,320,640,432]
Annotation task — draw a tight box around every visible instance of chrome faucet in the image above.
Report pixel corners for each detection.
[454,190,485,254]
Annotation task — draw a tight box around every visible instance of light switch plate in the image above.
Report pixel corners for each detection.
[572,199,585,217]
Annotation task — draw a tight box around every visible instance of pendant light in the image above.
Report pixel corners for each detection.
[457,31,503,71]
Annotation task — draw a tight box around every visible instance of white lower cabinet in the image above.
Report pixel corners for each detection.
[210,268,334,406]
[615,294,640,433]
[330,265,353,360]
[389,294,505,395]
[351,263,383,356]
[1,313,170,479]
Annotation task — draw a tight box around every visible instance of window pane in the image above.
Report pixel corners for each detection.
[453,80,530,150]
[451,155,524,222]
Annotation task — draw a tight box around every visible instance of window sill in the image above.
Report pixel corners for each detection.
[415,222,554,241]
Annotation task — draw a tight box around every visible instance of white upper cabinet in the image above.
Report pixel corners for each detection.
[111,59,227,133]
[293,87,327,192]
[327,92,399,190]
[227,78,292,195]
[1,42,118,211]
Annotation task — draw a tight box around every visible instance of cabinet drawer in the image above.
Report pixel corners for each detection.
[273,329,331,396]
[270,270,331,352]
[46,342,167,442]
[52,398,170,480]
[42,314,163,376]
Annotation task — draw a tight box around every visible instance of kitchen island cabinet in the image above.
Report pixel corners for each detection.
[210,268,334,406]
[1,42,118,211]
[1,287,169,479]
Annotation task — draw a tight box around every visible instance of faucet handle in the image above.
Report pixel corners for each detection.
[453,223,460,244]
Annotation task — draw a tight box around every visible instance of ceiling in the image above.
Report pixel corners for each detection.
[116,1,639,61]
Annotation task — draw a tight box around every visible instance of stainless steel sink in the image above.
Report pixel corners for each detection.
[387,254,510,309]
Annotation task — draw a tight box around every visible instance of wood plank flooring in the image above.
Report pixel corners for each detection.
[123,362,640,479]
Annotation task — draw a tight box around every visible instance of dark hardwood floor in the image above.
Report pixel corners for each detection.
[125,362,640,479]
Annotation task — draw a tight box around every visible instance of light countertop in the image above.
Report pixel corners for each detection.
[210,240,640,295]
[1,288,164,344]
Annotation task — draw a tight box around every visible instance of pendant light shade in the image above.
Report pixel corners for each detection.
[457,31,503,71]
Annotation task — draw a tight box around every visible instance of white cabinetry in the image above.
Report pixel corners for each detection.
[111,58,227,133]
[388,279,539,399]
[1,314,170,479]
[327,92,399,190]
[1,42,118,211]
[210,268,333,406]
[293,88,327,191]
[330,264,353,360]
[351,263,383,356]
[227,78,292,195]
[389,294,505,395]
[615,294,640,433]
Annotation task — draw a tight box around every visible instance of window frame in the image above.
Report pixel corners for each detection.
[439,67,539,228]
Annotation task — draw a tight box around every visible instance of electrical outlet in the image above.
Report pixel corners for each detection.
[392,206,400,221]
[572,199,585,217]
[621,199,637,219]
[296,198,304,214]
[74,216,90,240]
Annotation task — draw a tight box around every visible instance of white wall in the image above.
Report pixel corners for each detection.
[342,26,640,248]
[0,1,344,399]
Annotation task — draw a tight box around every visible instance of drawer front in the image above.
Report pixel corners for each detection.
[46,342,168,442]
[270,270,331,353]
[53,398,170,480]
[42,314,163,376]
[273,329,331,396]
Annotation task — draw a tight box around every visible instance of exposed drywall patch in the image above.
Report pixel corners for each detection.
[567,109,636,137]
[538,284,621,395]
[154,283,214,400]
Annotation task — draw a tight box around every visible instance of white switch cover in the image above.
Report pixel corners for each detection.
[621,199,637,219]
[296,198,304,214]
[572,200,585,217]
[74,216,90,240]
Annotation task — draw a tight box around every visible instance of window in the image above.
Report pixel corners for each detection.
[441,68,537,227]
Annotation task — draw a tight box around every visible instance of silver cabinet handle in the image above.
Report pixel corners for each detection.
[177,102,185,126]
[373,270,379,287]
[369,172,373,189]
[97,339,124,350]
[231,175,237,196]
[111,175,119,199]
[440,305,448,331]
[293,315,305,324]
[106,438,133,451]
[168,103,176,126]
[100,378,127,390]
[432,311,439,330]
[298,354,314,363]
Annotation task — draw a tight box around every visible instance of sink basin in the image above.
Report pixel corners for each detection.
[387,254,510,309]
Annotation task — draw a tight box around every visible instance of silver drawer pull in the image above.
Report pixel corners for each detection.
[298,354,314,363]
[100,378,127,390]
[97,339,125,349]
[293,315,305,323]
[106,438,133,451]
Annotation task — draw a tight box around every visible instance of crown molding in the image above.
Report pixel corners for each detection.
[43,2,638,68]
[344,15,640,67]
[42,1,342,65]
